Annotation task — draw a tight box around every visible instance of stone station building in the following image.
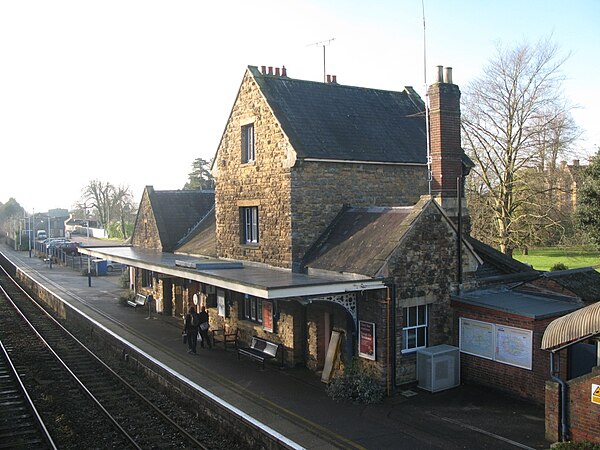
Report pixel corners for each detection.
[80,64,599,419]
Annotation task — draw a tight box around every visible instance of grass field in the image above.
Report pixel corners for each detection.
[512,246,600,272]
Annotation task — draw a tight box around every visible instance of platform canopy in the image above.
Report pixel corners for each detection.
[541,301,600,351]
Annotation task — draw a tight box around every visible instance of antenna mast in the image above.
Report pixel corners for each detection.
[308,38,336,82]
[422,0,432,196]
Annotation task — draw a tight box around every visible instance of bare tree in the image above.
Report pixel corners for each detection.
[462,38,577,255]
[81,180,113,227]
[111,184,135,239]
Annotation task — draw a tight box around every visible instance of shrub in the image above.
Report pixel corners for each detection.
[550,262,569,271]
[326,358,385,404]
[552,442,600,450]
[118,290,136,306]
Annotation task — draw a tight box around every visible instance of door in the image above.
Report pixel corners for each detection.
[163,279,173,316]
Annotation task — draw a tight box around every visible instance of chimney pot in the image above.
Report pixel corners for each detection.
[282,66,287,77]
[326,74,331,83]
[261,65,266,74]
[436,65,443,83]
[444,67,453,84]
[268,66,273,75]
[275,67,280,76]
[332,75,337,83]
[573,159,580,166]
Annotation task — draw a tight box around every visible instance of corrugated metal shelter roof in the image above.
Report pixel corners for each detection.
[452,288,581,320]
[541,301,600,350]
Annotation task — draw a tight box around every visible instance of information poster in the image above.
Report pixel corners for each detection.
[495,325,532,369]
[262,300,273,332]
[358,321,376,360]
[460,318,494,359]
[217,289,226,317]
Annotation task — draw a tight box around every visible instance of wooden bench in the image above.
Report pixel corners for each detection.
[237,336,281,369]
[212,328,238,350]
[127,293,147,308]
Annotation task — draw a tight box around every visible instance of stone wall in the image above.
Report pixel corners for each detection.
[214,70,429,270]
[214,71,294,268]
[388,203,463,385]
[291,160,427,269]
[131,188,163,251]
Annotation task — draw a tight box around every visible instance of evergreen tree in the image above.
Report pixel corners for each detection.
[576,151,600,248]
[183,158,214,190]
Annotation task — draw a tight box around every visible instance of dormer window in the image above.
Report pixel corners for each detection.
[241,123,255,163]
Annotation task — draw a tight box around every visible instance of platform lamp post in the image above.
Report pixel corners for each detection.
[86,220,91,287]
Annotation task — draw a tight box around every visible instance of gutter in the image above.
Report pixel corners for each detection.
[550,351,569,442]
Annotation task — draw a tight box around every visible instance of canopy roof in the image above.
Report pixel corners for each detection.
[541,301,600,351]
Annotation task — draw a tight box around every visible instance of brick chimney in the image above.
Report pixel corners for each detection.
[428,66,464,219]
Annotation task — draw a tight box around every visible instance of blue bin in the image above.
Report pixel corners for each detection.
[95,259,107,276]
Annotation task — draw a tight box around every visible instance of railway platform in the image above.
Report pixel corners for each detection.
[1,243,549,449]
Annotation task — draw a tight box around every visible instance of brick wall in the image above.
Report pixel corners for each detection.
[454,304,557,404]
[546,366,600,443]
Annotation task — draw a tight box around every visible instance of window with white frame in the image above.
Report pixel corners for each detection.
[241,206,259,244]
[241,123,255,163]
[402,304,428,352]
[243,294,263,323]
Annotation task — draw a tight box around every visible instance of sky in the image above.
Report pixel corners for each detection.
[1,0,599,214]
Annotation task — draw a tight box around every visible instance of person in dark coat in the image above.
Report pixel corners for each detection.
[198,306,212,349]
[184,306,199,354]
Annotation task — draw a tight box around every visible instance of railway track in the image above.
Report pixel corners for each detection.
[0,339,56,449]
[0,265,216,449]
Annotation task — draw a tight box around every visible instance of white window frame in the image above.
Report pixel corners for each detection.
[241,123,255,163]
[402,304,428,353]
[242,206,259,244]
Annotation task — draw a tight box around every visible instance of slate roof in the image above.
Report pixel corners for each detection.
[146,188,215,252]
[249,66,428,164]
[541,267,600,304]
[303,202,425,277]
[174,208,217,258]
[467,237,537,279]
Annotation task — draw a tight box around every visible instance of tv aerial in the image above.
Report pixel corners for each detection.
[308,38,336,82]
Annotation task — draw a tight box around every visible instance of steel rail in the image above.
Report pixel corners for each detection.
[0,265,208,450]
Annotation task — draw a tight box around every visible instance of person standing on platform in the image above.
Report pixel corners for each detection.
[184,306,200,354]
[198,306,212,349]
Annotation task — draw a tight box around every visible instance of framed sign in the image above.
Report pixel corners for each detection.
[495,325,532,370]
[262,300,273,332]
[358,320,376,360]
[460,318,494,359]
[217,289,226,317]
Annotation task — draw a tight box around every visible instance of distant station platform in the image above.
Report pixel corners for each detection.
[1,243,549,450]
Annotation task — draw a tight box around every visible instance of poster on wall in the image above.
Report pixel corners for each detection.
[358,321,376,361]
[217,289,226,317]
[459,318,494,359]
[495,325,532,370]
[262,300,273,332]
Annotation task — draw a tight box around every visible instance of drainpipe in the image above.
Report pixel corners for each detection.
[386,287,391,396]
[550,351,569,441]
